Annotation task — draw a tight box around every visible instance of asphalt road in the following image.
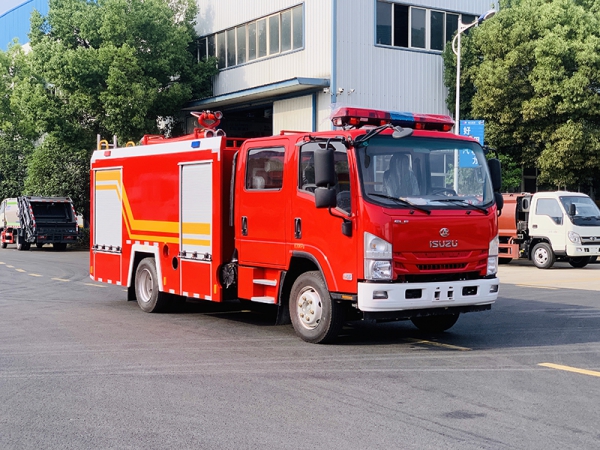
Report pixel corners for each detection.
[0,247,599,449]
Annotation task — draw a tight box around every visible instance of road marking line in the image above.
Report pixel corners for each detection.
[406,338,471,351]
[84,283,106,288]
[7,265,14,268]
[0,261,5,264]
[15,268,25,272]
[52,278,70,282]
[515,284,559,290]
[28,273,43,277]
[538,363,600,378]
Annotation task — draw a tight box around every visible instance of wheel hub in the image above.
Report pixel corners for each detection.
[296,288,322,330]
[138,268,154,303]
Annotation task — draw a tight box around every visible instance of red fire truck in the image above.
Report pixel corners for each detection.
[90,108,503,343]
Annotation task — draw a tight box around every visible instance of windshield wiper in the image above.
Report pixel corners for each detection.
[369,193,431,215]
[433,198,489,215]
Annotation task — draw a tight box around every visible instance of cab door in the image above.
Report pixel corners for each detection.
[236,141,288,268]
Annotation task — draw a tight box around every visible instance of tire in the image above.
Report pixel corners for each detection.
[16,233,25,251]
[289,271,342,344]
[590,256,598,263]
[532,242,555,269]
[411,314,460,333]
[1,242,6,249]
[53,243,67,251]
[568,256,590,268]
[135,258,169,313]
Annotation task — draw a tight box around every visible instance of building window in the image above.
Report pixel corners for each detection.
[199,5,304,69]
[376,1,476,52]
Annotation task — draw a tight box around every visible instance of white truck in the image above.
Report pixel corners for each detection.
[499,191,600,269]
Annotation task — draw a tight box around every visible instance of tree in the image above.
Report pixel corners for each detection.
[0,45,36,202]
[11,0,217,216]
[443,0,600,192]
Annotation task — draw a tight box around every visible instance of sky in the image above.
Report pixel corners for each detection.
[0,0,28,17]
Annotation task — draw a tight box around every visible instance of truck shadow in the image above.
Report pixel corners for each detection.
[152,287,600,348]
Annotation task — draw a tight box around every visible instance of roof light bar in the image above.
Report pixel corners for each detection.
[331,107,454,132]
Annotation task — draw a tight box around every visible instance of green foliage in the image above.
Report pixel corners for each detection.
[24,133,90,214]
[444,0,600,191]
[0,46,36,201]
[1,0,217,220]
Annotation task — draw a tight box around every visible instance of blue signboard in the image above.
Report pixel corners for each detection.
[459,120,485,144]
[459,120,484,168]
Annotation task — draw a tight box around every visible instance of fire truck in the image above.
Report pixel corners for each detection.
[90,108,503,343]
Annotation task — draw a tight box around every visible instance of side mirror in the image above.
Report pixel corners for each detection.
[487,158,502,192]
[314,149,336,187]
[494,192,504,212]
[569,203,576,216]
[315,187,337,208]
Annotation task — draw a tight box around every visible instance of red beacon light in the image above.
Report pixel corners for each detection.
[331,107,454,132]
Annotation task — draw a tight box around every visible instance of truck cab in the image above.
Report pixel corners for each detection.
[527,192,600,268]
[0,198,20,248]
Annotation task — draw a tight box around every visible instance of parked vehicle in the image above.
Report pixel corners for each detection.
[499,192,600,268]
[0,198,19,249]
[1,196,79,250]
[90,108,503,343]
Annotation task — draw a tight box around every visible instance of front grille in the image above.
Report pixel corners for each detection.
[417,263,467,271]
[581,236,600,244]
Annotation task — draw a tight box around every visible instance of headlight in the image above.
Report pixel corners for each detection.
[568,231,581,244]
[364,232,392,280]
[487,235,499,276]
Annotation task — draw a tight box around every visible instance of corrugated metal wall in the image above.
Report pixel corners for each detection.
[0,0,49,50]
[197,0,332,96]
[197,0,493,129]
[334,0,493,115]
[273,95,314,134]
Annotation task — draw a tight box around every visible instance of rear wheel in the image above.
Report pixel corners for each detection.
[135,258,169,313]
[16,233,26,251]
[411,314,459,333]
[568,256,590,268]
[532,242,555,269]
[289,271,342,344]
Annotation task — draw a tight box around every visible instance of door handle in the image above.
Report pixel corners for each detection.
[532,224,537,229]
[295,218,302,239]
[242,216,248,236]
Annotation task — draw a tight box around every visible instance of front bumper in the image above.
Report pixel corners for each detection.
[565,244,600,257]
[357,277,499,312]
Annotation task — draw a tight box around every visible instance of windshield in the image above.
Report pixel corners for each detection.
[356,136,494,209]
[560,196,600,226]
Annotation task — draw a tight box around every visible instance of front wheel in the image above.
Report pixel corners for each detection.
[135,258,169,313]
[289,271,342,344]
[1,242,6,249]
[532,242,555,269]
[411,314,459,333]
[568,256,590,268]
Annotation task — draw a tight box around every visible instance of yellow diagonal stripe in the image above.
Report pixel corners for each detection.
[94,170,211,244]
[538,363,600,378]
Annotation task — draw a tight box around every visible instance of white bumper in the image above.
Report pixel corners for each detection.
[357,277,499,312]
[565,244,600,257]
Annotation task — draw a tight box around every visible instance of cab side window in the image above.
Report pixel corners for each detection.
[245,147,284,190]
[536,198,563,225]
